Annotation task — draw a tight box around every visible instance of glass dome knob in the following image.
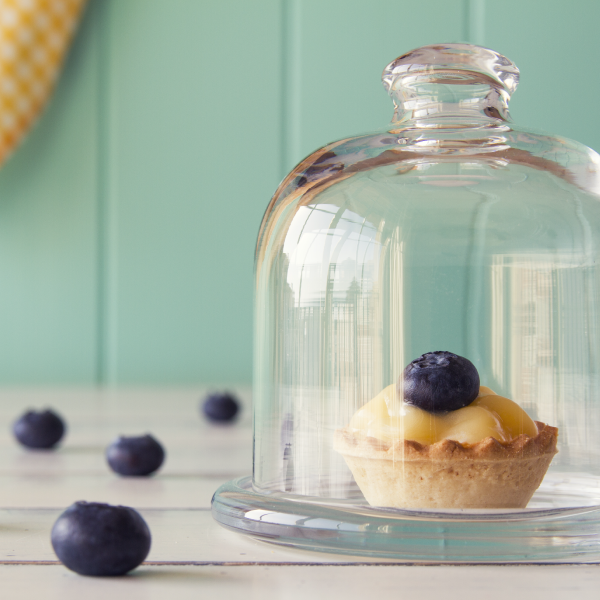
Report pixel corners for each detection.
[382,43,520,122]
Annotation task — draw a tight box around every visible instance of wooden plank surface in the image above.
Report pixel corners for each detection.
[2,564,600,600]
[0,388,599,597]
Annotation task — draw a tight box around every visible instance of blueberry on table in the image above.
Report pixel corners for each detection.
[51,501,151,576]
[202,391,240,422]
[400,351,480,413]
[12,409,66,449]
[106,434,165,476]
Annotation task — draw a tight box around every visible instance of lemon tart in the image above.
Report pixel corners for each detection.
[334,353,558,509]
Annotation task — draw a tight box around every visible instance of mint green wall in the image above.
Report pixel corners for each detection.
[0,0,598,385]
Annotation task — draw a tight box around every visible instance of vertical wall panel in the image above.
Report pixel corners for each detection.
[0,4,99,384]
[105,0,282,384]
[283,0,467,172]
[483,0,600,154]
[0,1,598,385]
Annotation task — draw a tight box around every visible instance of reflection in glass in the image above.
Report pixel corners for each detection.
[215,44,600,561]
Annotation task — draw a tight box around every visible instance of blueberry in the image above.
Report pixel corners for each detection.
[51,501,151,576]
[12,409,66,449]
[202,391,239,422]
[400,351,480,413]
[105,434,165,476]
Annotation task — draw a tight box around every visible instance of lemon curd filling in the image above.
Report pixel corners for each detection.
[349,384,538,446]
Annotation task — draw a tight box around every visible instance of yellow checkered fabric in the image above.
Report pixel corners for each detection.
[0,0,87,165]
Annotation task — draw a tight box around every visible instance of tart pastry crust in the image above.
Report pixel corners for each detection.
[334,422,558,509]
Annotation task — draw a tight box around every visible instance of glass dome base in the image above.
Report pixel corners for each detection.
[212,476,600,563]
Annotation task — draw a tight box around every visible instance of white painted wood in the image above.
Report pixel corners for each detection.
[1,564,600,600]
[0,388,598,597]
[0,387,252,476]
[0,475,222,509]
[0,508,397,563]
[0,433,251,477]
[0,387,252,420]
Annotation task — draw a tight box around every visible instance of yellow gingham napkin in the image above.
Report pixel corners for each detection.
[0,0,87,165]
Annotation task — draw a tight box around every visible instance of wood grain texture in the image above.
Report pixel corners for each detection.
[0,389,598,596]
[1,560,599,599]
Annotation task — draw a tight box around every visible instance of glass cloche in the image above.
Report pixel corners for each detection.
[213,43,600,562]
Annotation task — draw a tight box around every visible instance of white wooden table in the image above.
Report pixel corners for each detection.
[1,388,598,599]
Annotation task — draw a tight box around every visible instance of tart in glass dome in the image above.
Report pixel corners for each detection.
[334,352,559,509]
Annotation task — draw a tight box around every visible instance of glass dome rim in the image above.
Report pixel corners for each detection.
[382,42,520,97]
